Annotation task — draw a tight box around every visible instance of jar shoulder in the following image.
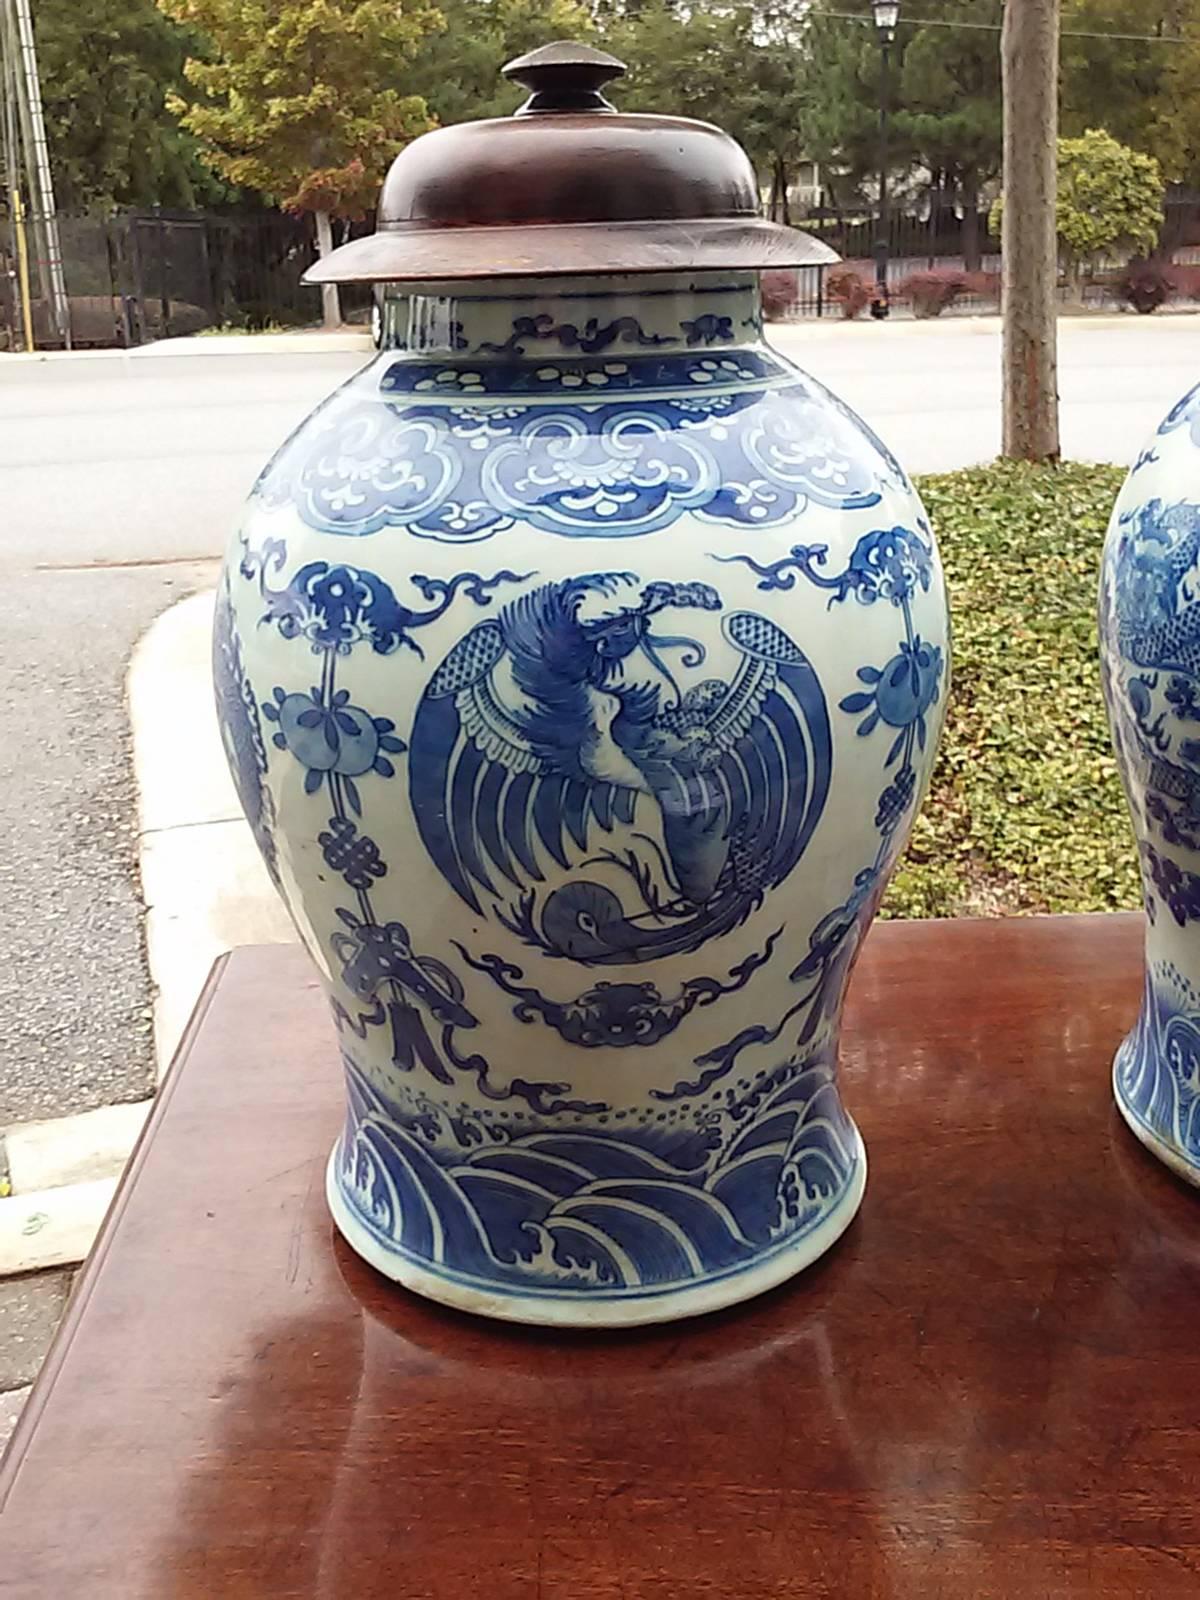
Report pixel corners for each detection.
[239,346,936,556]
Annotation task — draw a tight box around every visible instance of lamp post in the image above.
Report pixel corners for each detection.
[871,0,900,320]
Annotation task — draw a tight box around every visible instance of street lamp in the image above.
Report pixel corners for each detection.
[871,0,900,320]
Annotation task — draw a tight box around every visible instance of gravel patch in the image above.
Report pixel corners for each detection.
[0,1268,73,1391]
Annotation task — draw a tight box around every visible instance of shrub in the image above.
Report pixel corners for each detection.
[1117,258,1177,314]
[992,129,1164,299]
[963,270,1001,306]
[897,268,971,318]
[825,265,872,319]
[886,461,1137,920]
[760,269,799,320]
[1171,263,1200,301]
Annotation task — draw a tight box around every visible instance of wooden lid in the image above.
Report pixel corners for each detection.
[304,42,837,284]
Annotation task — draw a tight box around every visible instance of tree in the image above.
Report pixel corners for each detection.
[802,1,1004,268]
[1056,129,1164,293]
[597,0,811,207]
[400,0,593,128]
[163,0,439,327]
[896,1,1002,270]
[1001,0,1060,463]
[30,0,218,210]
[749,17,815,224]
[1059,2,1200,187]
[800,4,909,201]
[1143,16,1200,188]
[1060,1,1191,165]
[991,129,1164,287]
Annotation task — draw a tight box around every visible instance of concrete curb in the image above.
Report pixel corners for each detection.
[3,310,1186,367]
[130,590,296,1079]
[1,330,372,365]
[0,1178,118,1276]
[0,587,298,1279]
[0,1104,151,1277]
[0,587,293,1279]
[0,1386,30,1448]
[774,310,1200,340]
[140,330,372,357]
[5,1102,152,1194]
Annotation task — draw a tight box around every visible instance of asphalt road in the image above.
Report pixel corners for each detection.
[776,313,1200,472]
[0,316,1197,1124]
[0,350,353,1122]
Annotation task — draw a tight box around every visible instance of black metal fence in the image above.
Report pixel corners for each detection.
[6,192,1200,350]
[800,205,990,271]
[781,193,1200,319]
[803,193,1200,271]
[1,207,375,350]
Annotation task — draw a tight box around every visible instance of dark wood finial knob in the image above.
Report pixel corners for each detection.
[502,41,627,114]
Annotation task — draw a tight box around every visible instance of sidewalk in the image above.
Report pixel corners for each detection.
[130,590,295,1075]
[0,590,295,1438]
[0,591,281,1285]
[0,309,1185,370]
[0,328,372,365]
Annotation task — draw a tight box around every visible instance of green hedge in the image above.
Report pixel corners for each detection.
[884,460,1140,919]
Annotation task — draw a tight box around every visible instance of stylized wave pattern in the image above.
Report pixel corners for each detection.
[1116,969,1200,1163]
[335,1055,859,1297]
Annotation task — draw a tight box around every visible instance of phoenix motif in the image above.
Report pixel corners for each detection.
[409,572,831,963]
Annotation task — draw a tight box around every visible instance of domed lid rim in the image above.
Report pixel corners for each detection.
[304,218,840,285]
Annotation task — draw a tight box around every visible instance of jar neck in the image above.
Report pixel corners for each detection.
[378,271,763,358]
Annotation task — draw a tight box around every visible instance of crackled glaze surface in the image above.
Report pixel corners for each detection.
[215,272,949,1322]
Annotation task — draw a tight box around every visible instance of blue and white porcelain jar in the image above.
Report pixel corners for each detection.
[214,43,949,1324]
[1101,385,1200,1184]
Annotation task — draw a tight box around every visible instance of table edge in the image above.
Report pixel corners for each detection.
[0,951,233,1509]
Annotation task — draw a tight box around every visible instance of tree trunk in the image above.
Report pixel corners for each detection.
[313,208,342,331]
[928,168,944,268]
[767,157,791,226]
[824,171,847,228]
[961,168,982,273]
[1001,0,1060,462]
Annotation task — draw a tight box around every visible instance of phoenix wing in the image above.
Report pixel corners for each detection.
[631,611,832,908]
[409,618,637,915]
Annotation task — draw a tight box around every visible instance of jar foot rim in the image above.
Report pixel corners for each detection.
[326,1131,867,1328]
[1113,1050,1200,1189]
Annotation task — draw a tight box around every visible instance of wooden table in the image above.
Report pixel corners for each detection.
[3,914,1200,1597]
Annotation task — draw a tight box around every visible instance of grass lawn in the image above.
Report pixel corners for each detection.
[884,459,1139,919]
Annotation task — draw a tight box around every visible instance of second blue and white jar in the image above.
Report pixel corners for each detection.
[1101,383,1200,1184]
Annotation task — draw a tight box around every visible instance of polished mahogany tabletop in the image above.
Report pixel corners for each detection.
[2,914,1198,1598]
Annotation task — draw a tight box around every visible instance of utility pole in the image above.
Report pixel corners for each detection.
[1001,0,1060,462]
[871,0,900,320]
[0,0,21,346]
[0,0,70,348]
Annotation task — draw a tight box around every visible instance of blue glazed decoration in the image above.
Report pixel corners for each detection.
[408,572,831,957]
[216,269,949,1325]
[1101,392,1200,1182]
[251,347,901,542]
